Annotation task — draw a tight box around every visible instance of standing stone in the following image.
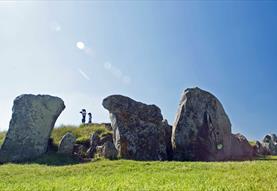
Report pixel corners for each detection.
[230,133,253,160]
[102,95,169,161]
[254,141,269,156]
[99,133,113,146]
[262,134,277,155]
[172,87,232,161]
[86,133,100,158]
[97,141,118,160]
[162,119,173,160]
[263,134,277,143]
[58,132,76,155]
[0,94,65,163]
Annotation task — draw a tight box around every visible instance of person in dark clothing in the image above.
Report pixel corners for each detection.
[80,109,87,124]
[88,113,92,124]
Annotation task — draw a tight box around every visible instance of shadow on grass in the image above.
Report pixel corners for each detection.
[22,151,83,166]
[254,155,277,161]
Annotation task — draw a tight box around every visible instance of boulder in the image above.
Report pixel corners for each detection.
[102,95,169,160]
[99,133,113,146]
[97,141,118,160]
[86,133,100,158]
[263,134,277,143]
[0,94,65,163]
[172,87,232,161]
[73,144,87,161]
[230,133,253,160]
[254,141,269,156]
[262,134,277,155]
[58,132,76,155]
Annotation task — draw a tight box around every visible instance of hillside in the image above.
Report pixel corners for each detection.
[0,124,111,146]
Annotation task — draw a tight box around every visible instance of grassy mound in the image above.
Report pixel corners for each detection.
[51,124,112,145]
[0,124,112,165]
[0,123,112,146]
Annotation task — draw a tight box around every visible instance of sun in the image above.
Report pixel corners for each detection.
[76,41,85,50]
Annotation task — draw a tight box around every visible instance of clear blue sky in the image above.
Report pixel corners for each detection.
[0,1,276,140]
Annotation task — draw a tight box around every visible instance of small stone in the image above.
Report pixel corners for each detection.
[262,134,277,155]
[230,133,253,160]
[86,133,100,158]
[98,141,118,160]
[58,132,76,155]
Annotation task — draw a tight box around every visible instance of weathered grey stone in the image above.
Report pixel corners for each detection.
[86,133,100,158]
[263,134,277,143]
[0,94,65,163]
[102,95,169,161]
[99,133,113,146]
[254,141,269,156]
[230,133,253,160]
[162,119,173,160]
[262,134,277,155]
[97,141,118,160]
[58,132,76,155]
[172,87,232,161]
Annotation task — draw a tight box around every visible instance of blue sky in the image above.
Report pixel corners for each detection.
[0,1,276,140]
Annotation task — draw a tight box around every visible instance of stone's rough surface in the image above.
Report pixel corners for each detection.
[99,133,113,146]
[254,141,269,156]
[230,134,253,160]
[97,141,118,160]
[102,95,169,160]
[58,132,76,155]
[263,134,277,143]
[162,119,173,160]
[172,87,232,161]
[86,133,100,158]
[90,133,100,148]
[262,134,277,155]
[0,94,65,163]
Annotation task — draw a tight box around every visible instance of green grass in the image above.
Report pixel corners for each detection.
[0,124,112,147]
[0,157,277,191]
[0,126,276,190]
[249,140,257,147]
[50,124,112,145]
[0,131,5,145]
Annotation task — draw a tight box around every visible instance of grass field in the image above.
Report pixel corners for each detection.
[0,157,276,191]
[0,125,276,191]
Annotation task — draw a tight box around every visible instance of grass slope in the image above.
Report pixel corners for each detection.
[0,157,277,191]
[50,124,111,145]
[0,124,111,146]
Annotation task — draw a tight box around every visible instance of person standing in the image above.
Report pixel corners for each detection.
[88,113,92,124]
[80,109,87,124]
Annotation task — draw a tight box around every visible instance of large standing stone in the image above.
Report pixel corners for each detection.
[58,132,76,155]
[172,87,232,161]
[102,95,169,160]
[0,94,65,163]
[230,133,253,160]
